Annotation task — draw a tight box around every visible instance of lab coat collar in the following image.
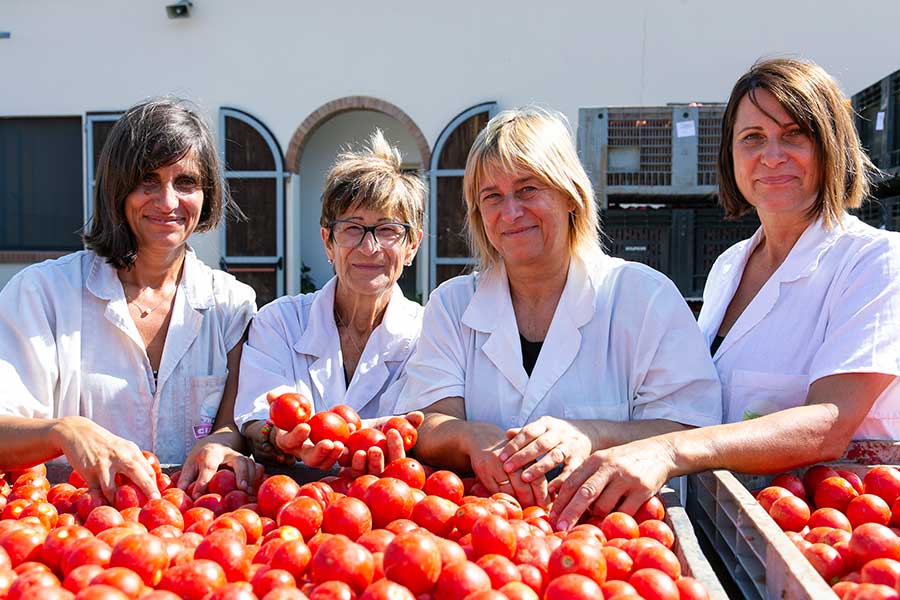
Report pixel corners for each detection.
[461,255,597,405]
[713,215,841,360]
[85,248,214,393]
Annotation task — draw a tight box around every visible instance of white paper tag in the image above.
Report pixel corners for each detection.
[876,111,886,131]
[676,120,696,138]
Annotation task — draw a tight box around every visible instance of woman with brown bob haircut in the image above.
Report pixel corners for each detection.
[551,58,900,530]
[0,98,259,502]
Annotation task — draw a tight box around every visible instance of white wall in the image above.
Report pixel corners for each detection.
[297,111,422,290]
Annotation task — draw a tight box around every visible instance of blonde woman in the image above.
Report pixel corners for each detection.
[236,131,425,475]
[394,108,722,507]
[551,58,900,530]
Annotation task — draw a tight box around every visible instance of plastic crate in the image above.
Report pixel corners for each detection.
[688,441,900,600]
[578,104,726,208]
[659,486,729,600]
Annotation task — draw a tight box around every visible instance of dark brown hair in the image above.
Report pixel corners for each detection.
[718,58,874,227]
[84,98,228,268]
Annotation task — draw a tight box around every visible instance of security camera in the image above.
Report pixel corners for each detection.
[166,0,193,19]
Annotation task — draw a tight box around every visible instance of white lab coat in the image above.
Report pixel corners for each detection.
[0,249,256,464]
[698,214,900,438]
[392,253,722,429]
[234,276,424,429]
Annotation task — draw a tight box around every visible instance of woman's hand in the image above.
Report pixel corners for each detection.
[178,431,265,499]
[345,412,425,478]
[274,423,345,470]
[464,423,550,508]
[549,436,677,531]
[244,419,296,465]
[499,416,594,485]
[51,416,160,503]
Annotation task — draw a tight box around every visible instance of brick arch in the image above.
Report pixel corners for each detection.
[285,96,431,174]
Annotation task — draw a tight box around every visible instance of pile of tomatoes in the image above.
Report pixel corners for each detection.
[0,451,712,600]
[758,464,900,599]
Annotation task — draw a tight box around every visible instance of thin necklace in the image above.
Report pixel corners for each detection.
[334,307,367,358]
[124,283,173,319]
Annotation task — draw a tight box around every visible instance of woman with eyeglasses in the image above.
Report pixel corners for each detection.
[234,131,425,474]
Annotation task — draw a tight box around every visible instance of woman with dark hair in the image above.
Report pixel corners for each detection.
[550,58,900,530]
[0,98,259,501]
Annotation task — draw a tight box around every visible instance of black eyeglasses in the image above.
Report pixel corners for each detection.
[328,220,413,248]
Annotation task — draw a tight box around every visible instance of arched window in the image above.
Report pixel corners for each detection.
[219,108,287,307]
[429,102,497,291]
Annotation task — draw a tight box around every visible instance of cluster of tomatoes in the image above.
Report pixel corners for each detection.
[0,441,712,600]
[758,464,900,599]
[268,394,418,460]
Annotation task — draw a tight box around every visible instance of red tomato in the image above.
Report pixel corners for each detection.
[89,566,144,598]
[600,512,640,541]
[769,495,811,532]
[471,514,516,559]
[194,530,251,582]
[308,412,351,445]
[277,496,324,540]
[676,576,711,600]
[498,581,540,600]
[365,478,414,529]
[63,565,105,594]
[849,524,900,569]
[359,578,415,600]
[206,470,238,497]
[771,473,807,499]
[601,545,633,581]
[381,417,417,452]
[269,539,312,581]
[423,471,465,505]
[632,496,666,523]
[805,466,840,498]
[258,475,302,520]
[629,567,680,600]
[322,496,372,540]
[411,495,458,538]
[865,467,900,506]
[330,405,362,433]
[809,507,853,532]
[260,587,309,600]
[547,539,606,585]
[346,428,388,458]
[756,486,795,512]
[476,553,521,588]
[156,559,228,600]
[357,529,395,555]
[433,560,491,600]
[452,502,492,537]
[308,580,354,600]
[816,477,860,512]
[848,494,892,528]
[638,520,675,549]
[42,525,93,572]
[6,568,59,600]
[159,488,192,513]
[836,470,865,495]
[192,493,227,517]
[843,583,900,599]
[202,582,257,600]
[861,557,900,588]
[381,530,441,594]
[111,486,145,513]
[223,490,252,513]
[435,537,468,569]
[60,538,112,576]
[249,566,295,597]
[107,533,167,587]
[138,498,184,531]
[298,482,336,508]
[543,573,603,600]
[309,535,374,594]
[269,393,314,432]
[381,458,426,490]
[207,516,248,543]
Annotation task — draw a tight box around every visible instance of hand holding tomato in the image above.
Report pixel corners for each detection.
[344,412,425,478]
[178,430,265,499]
[549,436,676,531]
[49,415,160,503]
[499,416,594,484]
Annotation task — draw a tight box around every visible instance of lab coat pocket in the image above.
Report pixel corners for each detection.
[188,373,228,443]
[730,369,808,421]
